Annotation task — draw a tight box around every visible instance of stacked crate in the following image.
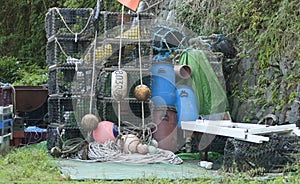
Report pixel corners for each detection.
[93,11,155,127]
[0,86,13,153]
[45,8,96,150]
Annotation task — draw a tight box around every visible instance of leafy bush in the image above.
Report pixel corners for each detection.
[0,56,47,86]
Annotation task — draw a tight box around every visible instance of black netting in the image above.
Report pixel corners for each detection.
[223,135,300,172]
[46,123,83,151]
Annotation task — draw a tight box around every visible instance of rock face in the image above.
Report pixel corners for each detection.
[145,0,299,125]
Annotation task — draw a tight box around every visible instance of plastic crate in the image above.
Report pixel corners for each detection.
[45,8,95,39]
[48,63,97,95]
[0,105,13,114]
[0,119,13,129]
[0,86,13,106]
[0,133,11,154]
[0,119,13,137]
[0,112,13,121]
[46,37,93,65]
[48,95,97,125]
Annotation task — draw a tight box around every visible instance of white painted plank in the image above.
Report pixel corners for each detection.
[248,124,297,135]
[181,121,247,139]
[238,134,270,143]
[181,121,270,143]
[291,128,300,136]
[195,119,269,129]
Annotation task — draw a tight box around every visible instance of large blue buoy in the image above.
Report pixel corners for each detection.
[151,63,176,106]
[175,85,199,128]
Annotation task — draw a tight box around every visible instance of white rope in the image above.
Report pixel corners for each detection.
[51,7,94,41]
[55,37,69,58]
[137,13,146,141]
[116,5,125,136]
[86,141,183,164]
[89,29,98,114]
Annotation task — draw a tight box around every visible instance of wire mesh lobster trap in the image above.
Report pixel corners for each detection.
[96,11,154,39]
[46,123,84,152]
[48,63,100,96]
[97,99,153,126]
[223,135,300,172]
[46,37,93,66]
[47,95,98,125]
[82,39,153,68]
[45,8,95,39]
[96,69,153,126]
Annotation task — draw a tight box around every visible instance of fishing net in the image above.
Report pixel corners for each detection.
[223,135,300,172]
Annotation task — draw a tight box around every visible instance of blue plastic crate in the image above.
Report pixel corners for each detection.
[0,119,13,129]
[0,112,13,121]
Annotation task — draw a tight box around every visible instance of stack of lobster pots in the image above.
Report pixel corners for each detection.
[95,12,154,131]
[45,8,96,150]
[45,8,155,152]
[0,85,13,154]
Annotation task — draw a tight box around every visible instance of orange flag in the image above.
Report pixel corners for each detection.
[118,0,140,11]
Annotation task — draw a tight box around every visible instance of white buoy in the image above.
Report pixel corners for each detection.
[111,70,128,101]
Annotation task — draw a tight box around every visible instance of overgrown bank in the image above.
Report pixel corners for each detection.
[175,0,300,124]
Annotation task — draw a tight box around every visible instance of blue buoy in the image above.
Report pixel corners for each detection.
[175,85,199,128]
[151,63,176,106]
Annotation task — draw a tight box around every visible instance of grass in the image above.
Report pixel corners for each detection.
[0,142,299,183]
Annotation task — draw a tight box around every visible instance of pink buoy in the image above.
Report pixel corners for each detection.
[93,121,117,144]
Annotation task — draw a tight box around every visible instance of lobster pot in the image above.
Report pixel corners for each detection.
[151,63,176,106]
[96,70,152,99]
[223,136,300,172]
[48,95,97,126]
[46,37,93,66]
[82,39,153,69]
[46,123,83,151]
[48,96,75,125]
[96,11,154,39]
[152,105,177,152]
[152,25,186,52]
[48,63,98,96]
[97,99,152,126]
[175,85,199,128]
[45,8,95,39]
[48,63,76,95]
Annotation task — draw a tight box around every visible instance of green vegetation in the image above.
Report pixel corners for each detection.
[0,0,121,85]
[177,0,299,120]
[0,144,61,183]
[0,56,47,86]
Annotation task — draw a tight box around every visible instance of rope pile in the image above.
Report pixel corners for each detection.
[74,140,183,165]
